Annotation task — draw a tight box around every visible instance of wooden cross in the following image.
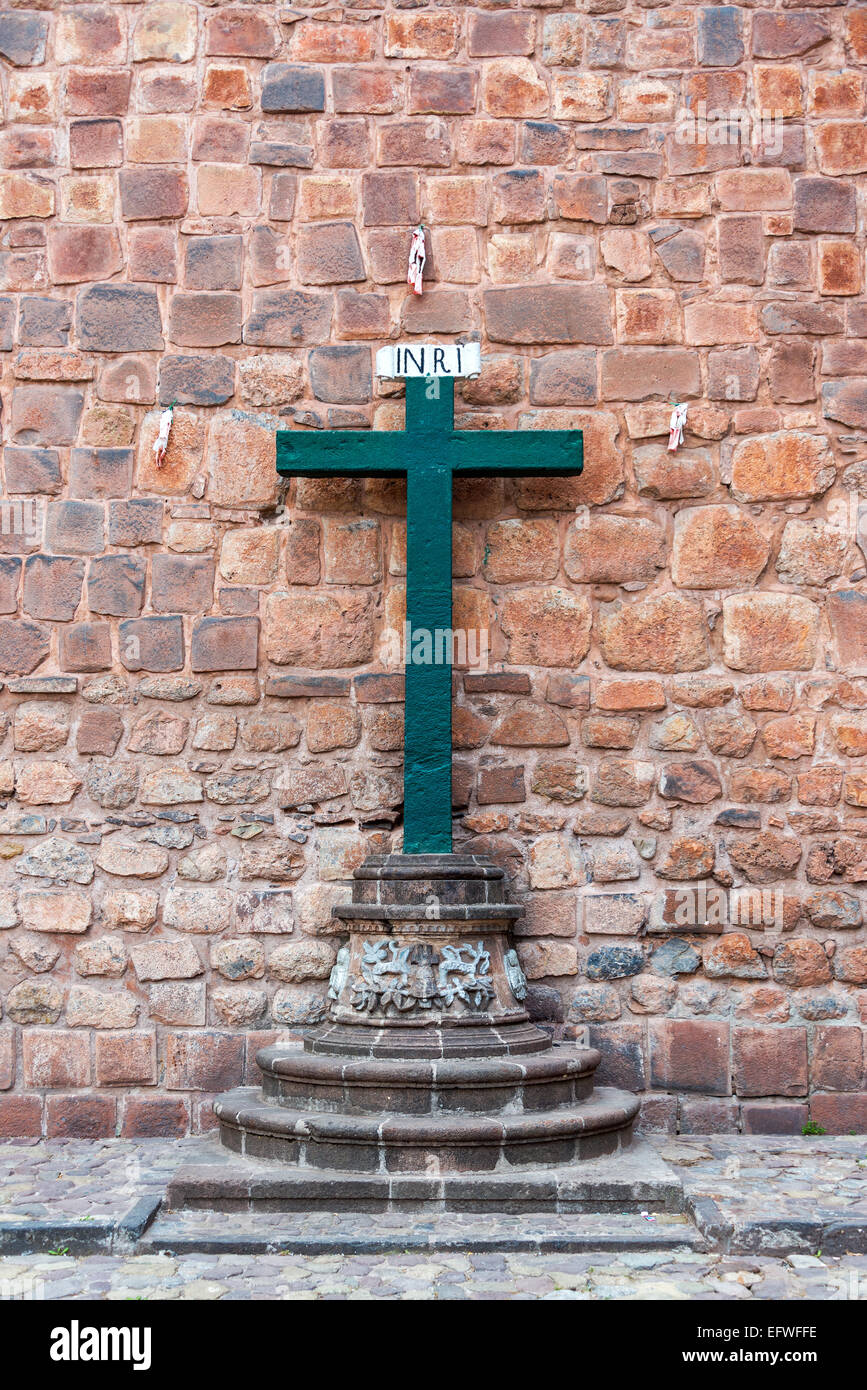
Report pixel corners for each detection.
[276,372,583,855]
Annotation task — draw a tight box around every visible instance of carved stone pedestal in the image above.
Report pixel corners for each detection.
[186,855,642,1204]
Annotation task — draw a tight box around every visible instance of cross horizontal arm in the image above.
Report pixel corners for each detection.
[449,430,582,477]
[276,431,408,478]
[277,429,583,479]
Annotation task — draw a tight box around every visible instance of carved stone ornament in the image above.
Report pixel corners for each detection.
[350,937,495,1016]
[504,948,528,1003]
[327,944,350,1002]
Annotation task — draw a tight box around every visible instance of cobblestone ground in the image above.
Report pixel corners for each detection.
[1,1248,867,1301]
[2,1135,866,1299]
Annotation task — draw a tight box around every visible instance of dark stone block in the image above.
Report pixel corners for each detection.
[69,447,133,499]
[0,618,49,675]
[191,616,259,672]
[249,142,313,168]
[267,674,351,698]
[76,283,164,352]
[119,168,188,222]
[119,616,185,673]
[697,6,743,66]
[741,1102,808,1135]
[108,499,163,547]
[308,345,372,403]
[219,588,259,616]
[159,355,236,406]
[521,122,571,165]
[18,297,72,347]
[87,554,147,618]
[589,1024,646,1090]
[0,11,48,66]
[244,289,332,347]
[59,621,113,672]
[4,446,62,495]
[23,554,84,622]
[0,557,21,615]
[151,555,215,614]
[183,236,243,291]
[261,64,326,114]
[586,945,644,980]
[0,298,14,351]
[45,501,104,556]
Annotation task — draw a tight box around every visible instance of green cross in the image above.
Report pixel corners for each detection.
[276,375,583,854]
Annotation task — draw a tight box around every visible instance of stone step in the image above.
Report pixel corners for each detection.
[140,1207,707,1257]
[217,1084,640,1169]
[167,1135,683,1214]
[257,1040,599,1115]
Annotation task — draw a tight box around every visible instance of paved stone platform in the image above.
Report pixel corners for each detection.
[1,1134,865,1260]
[1,1248,865,1301]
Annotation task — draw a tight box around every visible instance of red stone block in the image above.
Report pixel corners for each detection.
[733,1026,808,1097]
[361,171,418,226]
[77,707,124,756]
[0,1095,42,1138]
[811,1025,864,1092]
[809,1092,867,1134]
[469,12,535,57]
[752,10,830,58]
[164,1031,246,1091]
[741,1102,808,1134]
[152,554,215,614]
[66,68,131,117]
[191,616,259,672]
[269,173,298,222]
[205,8,277,57]
[409,69,476,115]
[169,293,242,348]
[680,1099,739,1134]
[0,128,55,169]
[122,1096,190,1138]
[129,227,178,284]
[59,621,113,672]
[335,290,390,340]
[95,1032,157,1087]
[648,1020,731,1096]
[378,119,451,168]
[119,168,189,221]
[191,117,249,165]
[477,765,526,804]
[46,1095,117,1139]
[69,119,122,169]
[48,225,123,284]
[333,68,402,115]
[23,1030,91,1088]
[291,22,375,64]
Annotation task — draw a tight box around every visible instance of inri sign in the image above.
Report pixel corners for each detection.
[376,342,481,379]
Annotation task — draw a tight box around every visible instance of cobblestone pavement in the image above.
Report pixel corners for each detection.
[1,1134,866,1298]
[1,1248,866,1300]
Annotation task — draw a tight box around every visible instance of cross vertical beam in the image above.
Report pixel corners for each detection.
[403,378,453,853]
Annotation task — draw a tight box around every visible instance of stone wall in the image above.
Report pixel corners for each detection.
[0,0,866,1140]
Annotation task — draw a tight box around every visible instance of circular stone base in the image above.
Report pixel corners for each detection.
[258,1042,600,1115]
